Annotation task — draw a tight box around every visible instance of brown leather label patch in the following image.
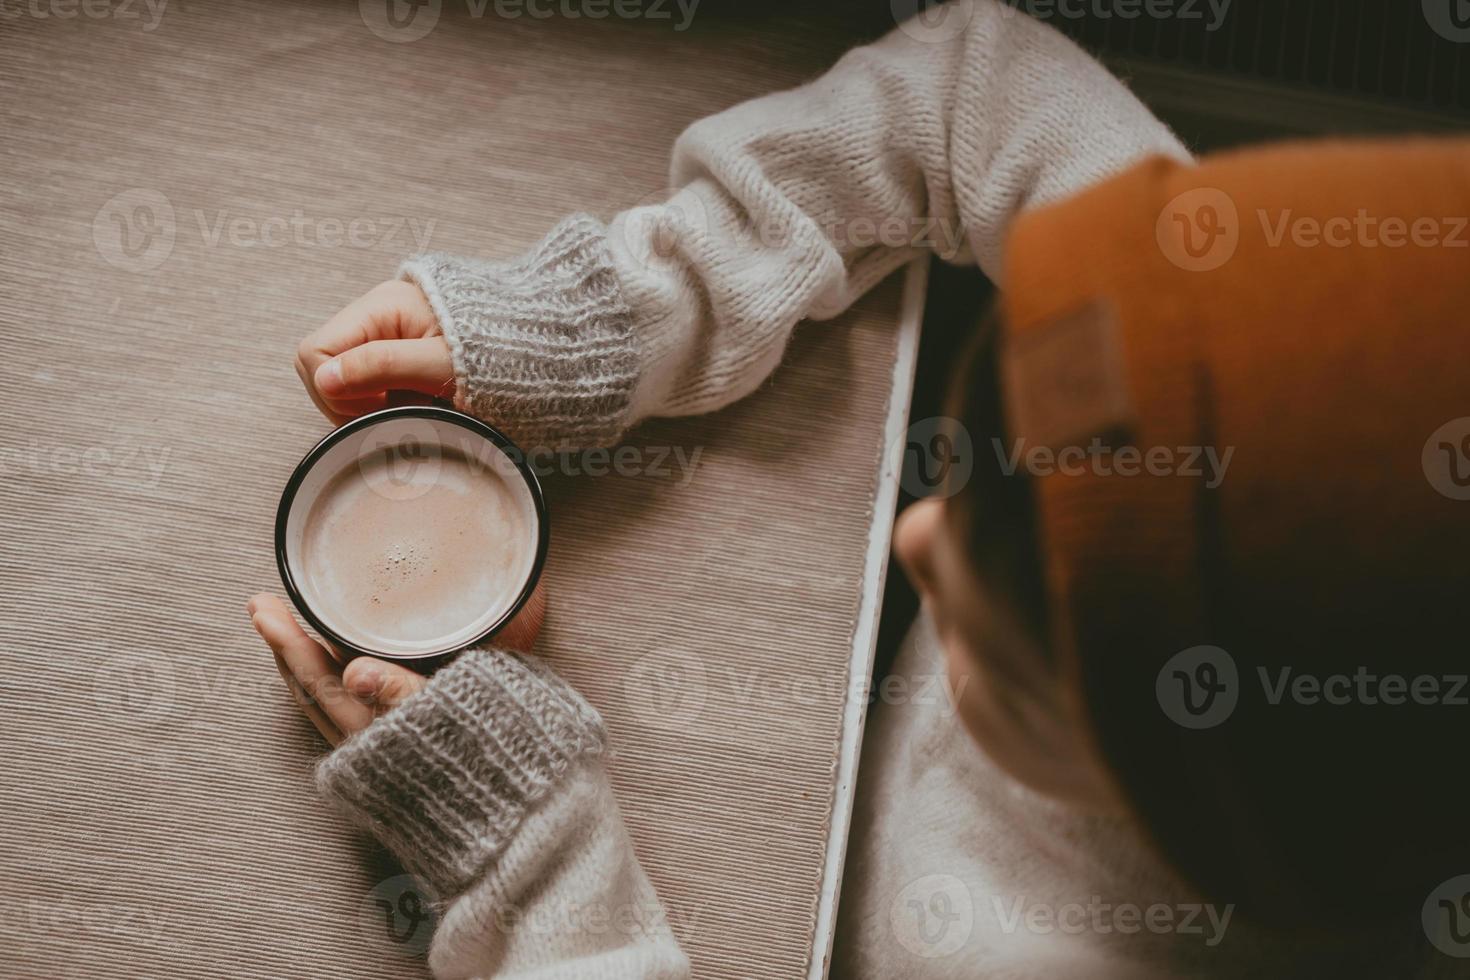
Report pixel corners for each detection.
[1000,300,1135,450]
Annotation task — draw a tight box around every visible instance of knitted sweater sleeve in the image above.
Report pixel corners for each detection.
[317,649,690,979]
[401,0,1189,450]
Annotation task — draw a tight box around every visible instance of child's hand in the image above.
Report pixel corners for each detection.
[295,280,455,425]
[246,588,545,746]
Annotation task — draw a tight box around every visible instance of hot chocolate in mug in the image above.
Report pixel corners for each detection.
[275,406,548,665]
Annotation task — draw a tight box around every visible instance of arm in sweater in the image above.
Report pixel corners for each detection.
[402,0,1188,449]
[317,649,691,979]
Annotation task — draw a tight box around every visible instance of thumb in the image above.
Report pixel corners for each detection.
[343,657,428,718]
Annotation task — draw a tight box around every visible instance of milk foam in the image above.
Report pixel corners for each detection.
[298,445,534,654]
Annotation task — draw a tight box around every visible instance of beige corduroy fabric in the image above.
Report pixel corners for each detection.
[0,4,911,978]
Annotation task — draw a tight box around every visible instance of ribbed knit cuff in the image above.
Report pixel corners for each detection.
[401,215,639,450]
[315,649,607,900]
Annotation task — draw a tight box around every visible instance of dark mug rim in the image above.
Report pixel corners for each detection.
[273,405,550,662]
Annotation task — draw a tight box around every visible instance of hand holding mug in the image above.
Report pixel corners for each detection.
[247,585,545,746]
[296,280,455,424]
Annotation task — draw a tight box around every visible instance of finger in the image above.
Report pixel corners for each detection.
[271,650,344,746]
[294,355,381,426]
[312,385,442,425]
[315,336,455,403]
[248,593,375,735]
[248,594,345,744]
[296,280,439,422]
[297,279,439,376]
[342,657,429,717]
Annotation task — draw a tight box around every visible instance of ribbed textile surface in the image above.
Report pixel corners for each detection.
[0,3,906,978]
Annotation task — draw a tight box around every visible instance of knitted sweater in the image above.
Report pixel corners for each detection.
[394,0,1190,453]
[313,3,1231,977]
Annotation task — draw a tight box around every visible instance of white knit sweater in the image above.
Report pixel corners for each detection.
[312,3,1422,977]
